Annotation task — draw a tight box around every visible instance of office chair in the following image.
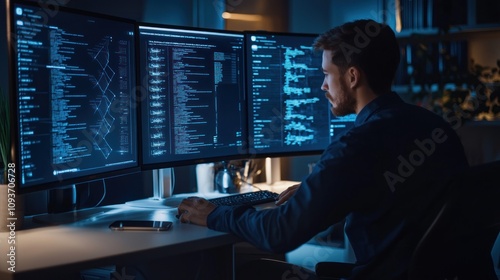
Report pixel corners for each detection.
[407,159,500,280]
[237,160,500,279]
[315,159,500,280]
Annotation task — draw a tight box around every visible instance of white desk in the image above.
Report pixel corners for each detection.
[0,203,240,280]
[253,180,299,193]
[0,183,300,280]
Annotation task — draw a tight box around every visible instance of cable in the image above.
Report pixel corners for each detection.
[171,167,176,194]
[93,179,107,208]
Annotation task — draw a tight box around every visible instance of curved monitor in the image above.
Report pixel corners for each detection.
[9,2,140,194]
[245,31,355,158]
[138,24,248,170]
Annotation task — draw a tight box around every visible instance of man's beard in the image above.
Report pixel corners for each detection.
[328,81,356,116]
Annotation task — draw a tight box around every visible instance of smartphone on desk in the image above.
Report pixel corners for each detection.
[109,220,173,231]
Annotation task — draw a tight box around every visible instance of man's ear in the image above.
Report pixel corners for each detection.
[346,66,361,89]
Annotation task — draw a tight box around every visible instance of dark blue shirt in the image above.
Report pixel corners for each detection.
[207,92,469,279]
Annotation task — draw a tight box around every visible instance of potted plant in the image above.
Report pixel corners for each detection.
[469,59,500,120]
[0,87,9,184]
[0,87,21,232]
[471,59,500,84]
[0,87,23,230]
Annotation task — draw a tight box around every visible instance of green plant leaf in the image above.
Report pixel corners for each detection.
[0,88,9,172]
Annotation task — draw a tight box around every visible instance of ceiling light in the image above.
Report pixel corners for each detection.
[222,12,263,22]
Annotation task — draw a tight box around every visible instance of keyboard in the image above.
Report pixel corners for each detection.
[209,190,279,206]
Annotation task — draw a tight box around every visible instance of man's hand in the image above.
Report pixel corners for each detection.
[177,197,217,226]
[275,183,300,206]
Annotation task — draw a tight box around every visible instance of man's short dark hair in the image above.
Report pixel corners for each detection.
[314,19,400,94]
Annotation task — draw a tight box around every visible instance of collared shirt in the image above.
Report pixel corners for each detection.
[208,92,469,279]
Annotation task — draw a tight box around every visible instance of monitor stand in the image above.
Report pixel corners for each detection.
[125,168,183,208]
[32,184,114,225]
[265,157,281,185]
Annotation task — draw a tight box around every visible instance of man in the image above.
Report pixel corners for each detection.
[178,19,469,279]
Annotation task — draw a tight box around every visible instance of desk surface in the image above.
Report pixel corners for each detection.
[0,203,239,280]
[0,181,296,279]
[0,182,298,280]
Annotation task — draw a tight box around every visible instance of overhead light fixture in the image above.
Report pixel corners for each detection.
[222,12,262,22]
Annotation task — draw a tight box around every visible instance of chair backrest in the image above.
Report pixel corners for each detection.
[408,160,500,280]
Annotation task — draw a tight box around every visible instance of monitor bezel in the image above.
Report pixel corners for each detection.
[8,1,141,194]
[136,22,250,171]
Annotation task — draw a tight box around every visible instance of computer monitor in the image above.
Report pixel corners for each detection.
[9,2,140,196]
[137,24,248,170]
[245,31,355,158]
